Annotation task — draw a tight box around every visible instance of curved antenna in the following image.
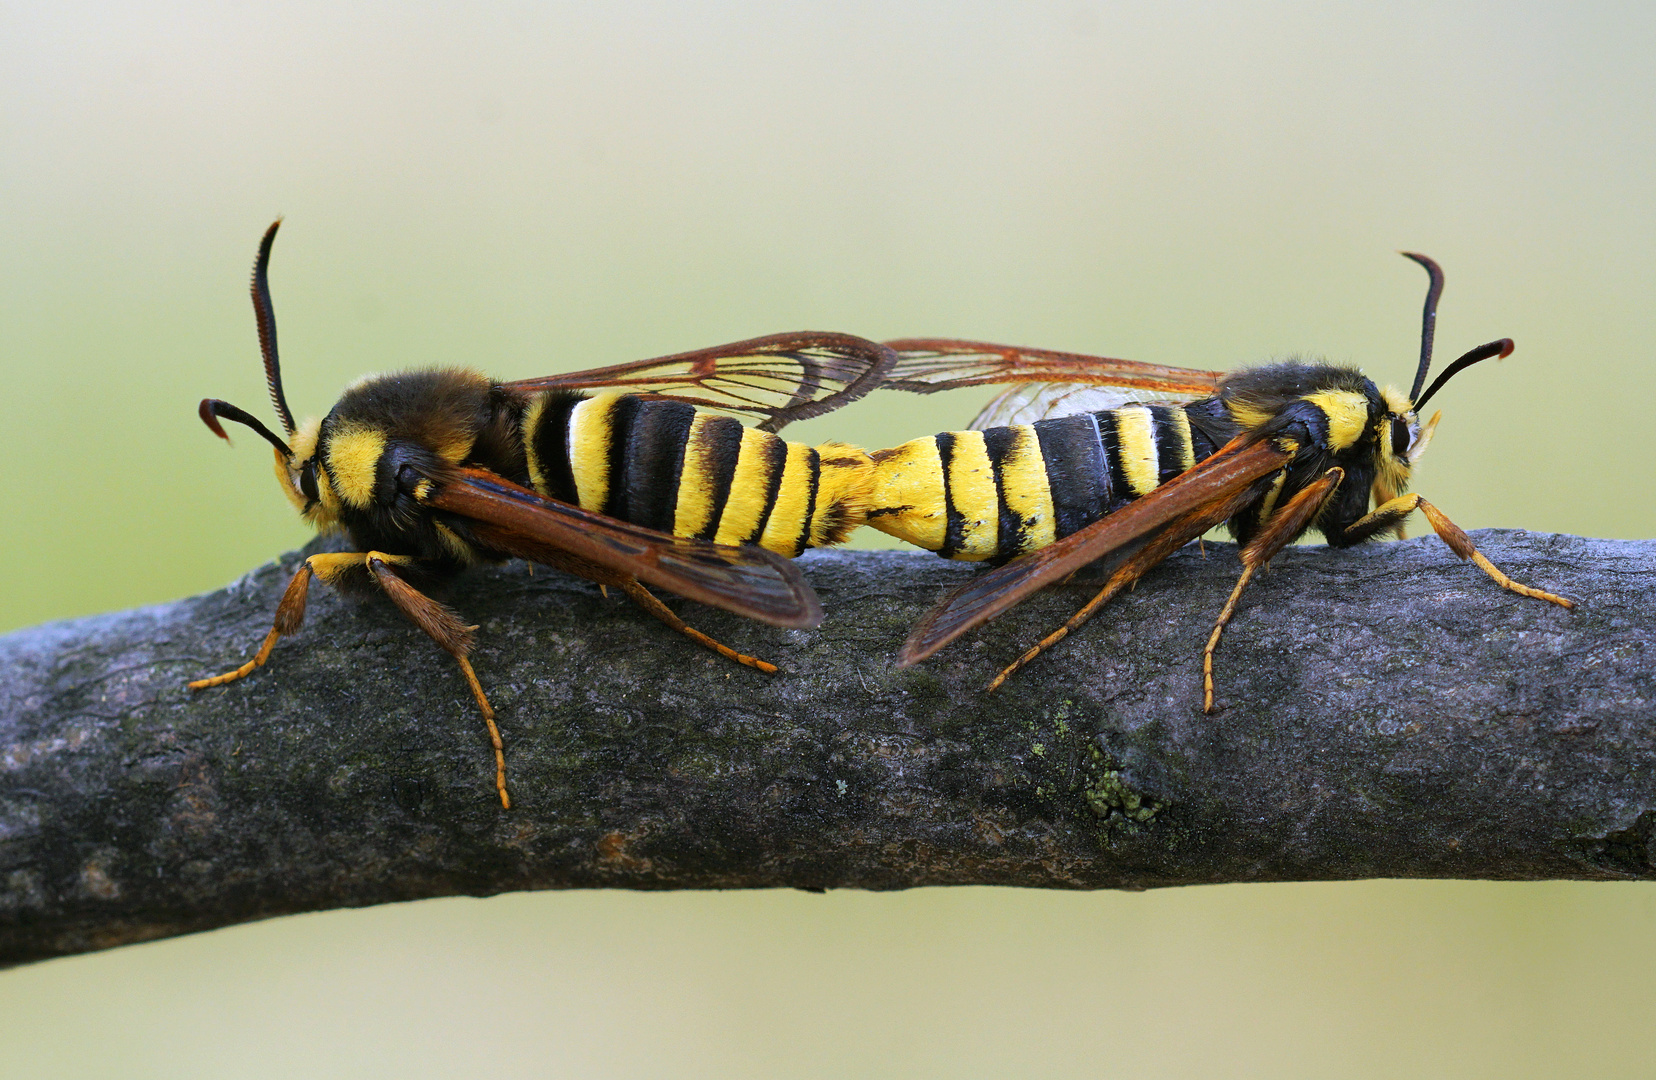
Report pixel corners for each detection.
[1412,338,1514,412]
[1400,251,1444,403]
[252,219,297,435]
[199,398,293,457]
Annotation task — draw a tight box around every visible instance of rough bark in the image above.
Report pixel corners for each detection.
[1,530,1650,966]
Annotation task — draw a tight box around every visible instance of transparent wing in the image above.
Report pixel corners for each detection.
[883,339,1224,397]
[504,332,896,433]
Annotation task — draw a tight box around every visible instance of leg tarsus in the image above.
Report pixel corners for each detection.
[186,624,285,689]
[1203,565,1256,714]
[1203,467,1342,713]
[187,559,319,690]
[989,487,1267,692]
[620,579,779,673]
[1414,498,1574,608]
[455,654,509,810]
[367,554,511,808]
[986,572,1127,692]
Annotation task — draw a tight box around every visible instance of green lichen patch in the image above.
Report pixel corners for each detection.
[1083,743,1165,824]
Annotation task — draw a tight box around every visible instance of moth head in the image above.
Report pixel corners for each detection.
[1372,384,1433,505]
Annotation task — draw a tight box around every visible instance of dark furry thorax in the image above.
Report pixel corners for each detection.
[312,370,529,572]
[1210,361,1409,548]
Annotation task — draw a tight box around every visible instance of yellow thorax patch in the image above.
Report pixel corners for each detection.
[1302,389,1370,451]
[325,423,387,508]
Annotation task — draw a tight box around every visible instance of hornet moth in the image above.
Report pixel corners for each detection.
[192,221,897,806]
[861,254,1572,709]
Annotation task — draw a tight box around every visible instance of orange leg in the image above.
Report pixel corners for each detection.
[1414,498,1574,608]
[1202,468,1344,714]
[1344,494,1572,608]
[190,551,512,809]
[366,556,509,809]
[187,552,365,689]
[986,477,1271,693]
[986,544,1166,692]
[619,579,779,673]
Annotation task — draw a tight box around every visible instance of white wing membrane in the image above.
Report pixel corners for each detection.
[968,382,1208,429]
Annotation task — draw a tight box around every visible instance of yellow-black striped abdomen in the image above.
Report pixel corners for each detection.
[866,403,1203,562]
[525,391,871,557]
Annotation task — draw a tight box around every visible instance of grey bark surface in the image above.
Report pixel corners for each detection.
[0,530,1650,967]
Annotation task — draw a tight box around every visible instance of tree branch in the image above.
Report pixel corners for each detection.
[1,530,1650,966]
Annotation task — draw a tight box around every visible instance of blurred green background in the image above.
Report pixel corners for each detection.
[3,2,1654,1076]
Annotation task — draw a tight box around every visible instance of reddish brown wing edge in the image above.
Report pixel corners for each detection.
[882,339,1226,396]
[503,331,897,433]
[898,436,1294,664]
[422,467,822,628]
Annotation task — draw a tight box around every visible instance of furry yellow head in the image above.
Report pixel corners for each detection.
[1370,387,1442,508]
[1371,384,1419,506]
[269,416,343,533]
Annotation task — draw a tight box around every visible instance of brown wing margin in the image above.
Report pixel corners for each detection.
[898,436,1295,664]
[881,339,1225,396]
[503,332,897,433]
[421,467,823,628]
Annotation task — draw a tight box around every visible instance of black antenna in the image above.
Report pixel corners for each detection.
[1401,251,1443,403]
[252,219,297,435]
[1413,338,1514,412]
[199,398,293,457]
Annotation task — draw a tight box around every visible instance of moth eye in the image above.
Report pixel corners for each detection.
[1390,417,1411,458]
[298,460,319,503]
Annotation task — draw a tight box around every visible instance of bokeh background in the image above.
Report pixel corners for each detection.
[4,2,1655,1076]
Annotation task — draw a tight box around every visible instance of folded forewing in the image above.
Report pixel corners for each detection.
[423,467,823,627]
[898,436,1293,664]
